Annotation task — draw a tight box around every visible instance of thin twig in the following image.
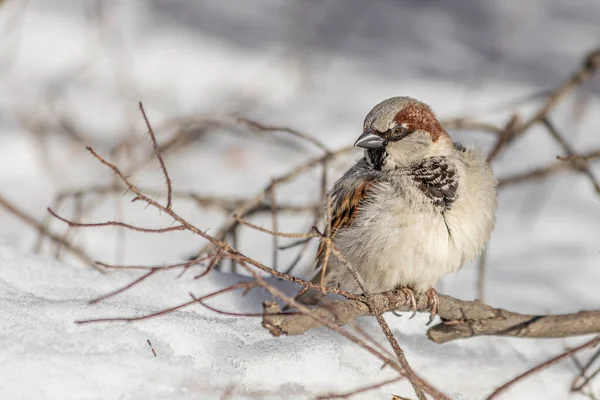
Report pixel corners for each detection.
[0,193,96,268]
[487,336,600,400]
[541,117,600,194]
[48,208,186,234]
[234,214,318,239]
[498,148,600,188]
[243,262,449,400]
[269,186,279,270]
[237,117,331,154]
[315,376,403,399]
[477,245,488,301]
[192,145,354,259]
[95,254,215,271]
[55,194,83,260]
[571,347,600,393]
[79,282,254,323]
[89,269,157,304]
[138,102,173,210]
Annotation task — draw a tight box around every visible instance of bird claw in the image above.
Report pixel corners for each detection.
[426,287,440,325]
[400,287,417,319]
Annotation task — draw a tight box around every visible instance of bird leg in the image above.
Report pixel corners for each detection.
[400,287,417,319]
[425,287,440,325]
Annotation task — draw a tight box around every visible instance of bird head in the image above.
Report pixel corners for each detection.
[355,97,451,170]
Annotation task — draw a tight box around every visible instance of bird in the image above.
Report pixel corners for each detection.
[293,96,497,321]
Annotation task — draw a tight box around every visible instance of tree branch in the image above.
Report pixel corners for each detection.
[0,192,96,268]
[262,291,600,343]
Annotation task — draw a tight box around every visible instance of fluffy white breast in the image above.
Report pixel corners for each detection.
[443,148,497,268]
[330,148,497,294]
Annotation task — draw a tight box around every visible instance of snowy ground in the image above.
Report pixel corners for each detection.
[1,1,600,399]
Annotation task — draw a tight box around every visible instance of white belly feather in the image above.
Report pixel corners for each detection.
[329,150,496,294]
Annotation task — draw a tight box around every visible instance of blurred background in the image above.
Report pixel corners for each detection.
[1,0,599,310]
[1,1,600,399]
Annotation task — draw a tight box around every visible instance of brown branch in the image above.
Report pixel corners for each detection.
[194,250,225,279]
[476,244,488,301]
[89,269,157,304]
[53,184,320,215]
[124,113,333,184]
[0,192,96,268]
[239,198,430,399]
[489,48,600,161]
[138,102,173,209]
[318,198,333,294]
[374,313,427,400]
[242,262,449,400]
[498,148,600,188]
[55,146,357,303]
[236,117,331,154]
[233,214,317,239]
[191,144,355,259]
[78,282,255,324]
[441,117,504,135]
[94,254,215,271]
[444,48,600,165]
[486,114,521,162]
[571,346,600,395]
[299,211,429,400]
[55,193,83,260]
[522,49,600,132]
[262,291,600,343]
[315,376,403,399]
[541,117,600,194]
[48,208,186,234]
[487,335,600,400]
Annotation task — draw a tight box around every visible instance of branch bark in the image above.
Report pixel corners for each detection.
[262,291,600,343]
[0,192,96,268]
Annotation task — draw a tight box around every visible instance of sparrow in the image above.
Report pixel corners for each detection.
[295,96,497,319]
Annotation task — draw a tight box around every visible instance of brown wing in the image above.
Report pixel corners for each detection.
[315,178,375,266]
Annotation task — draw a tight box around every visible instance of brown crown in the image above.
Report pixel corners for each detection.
[392,102,446,142]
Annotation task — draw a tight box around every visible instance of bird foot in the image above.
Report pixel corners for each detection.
[425,287,440,325]
[400,287,417,319]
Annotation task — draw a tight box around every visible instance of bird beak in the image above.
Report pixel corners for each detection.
[354,131,385,149]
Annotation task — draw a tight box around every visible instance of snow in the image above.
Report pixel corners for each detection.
[1,1,600,399]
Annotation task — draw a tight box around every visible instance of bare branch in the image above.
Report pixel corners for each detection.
[571,346,600,395]
[0,193,96,268]
[138,102,173,209]
[489,48,600,161]
[236,117,331,154]
[192,145,354,259]
[315,376,403,399]
[441,118,504,135]
[498,148,600,188]
[541,117,600,194]
[48,208,186,234]
[487,335,600,400]
[89,269,157,304]
[233,214,317,239]
[78,282,255,324]
[263,291,600,343]
[476,244,488,301]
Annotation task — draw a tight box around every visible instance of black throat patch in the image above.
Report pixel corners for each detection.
[409,157,458,210]
[366,148,386,171]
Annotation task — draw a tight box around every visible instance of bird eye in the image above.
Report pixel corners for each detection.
[388,126,408,141]
[392,126,406,135]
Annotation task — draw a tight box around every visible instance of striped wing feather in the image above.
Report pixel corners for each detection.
[315,178,375,266]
